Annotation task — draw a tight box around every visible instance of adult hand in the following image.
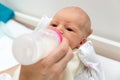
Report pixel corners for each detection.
[19,38,74,80]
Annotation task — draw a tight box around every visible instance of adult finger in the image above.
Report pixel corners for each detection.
[46,37,69,64]
[54,48,74,71]
[59,48,73,65]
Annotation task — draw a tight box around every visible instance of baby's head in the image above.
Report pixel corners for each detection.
[48,6,92,49]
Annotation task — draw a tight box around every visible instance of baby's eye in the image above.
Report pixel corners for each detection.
[66,28,73,31]
[51,24,57,27]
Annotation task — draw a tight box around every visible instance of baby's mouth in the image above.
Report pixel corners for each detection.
[51,29,63,42]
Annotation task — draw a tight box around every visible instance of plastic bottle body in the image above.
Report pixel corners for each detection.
[12,29,62,65]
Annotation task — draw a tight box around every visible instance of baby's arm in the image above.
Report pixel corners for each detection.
[76,41,105,80]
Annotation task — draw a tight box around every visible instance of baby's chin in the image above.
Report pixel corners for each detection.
[71,46,79,50]
[71,44,83,50]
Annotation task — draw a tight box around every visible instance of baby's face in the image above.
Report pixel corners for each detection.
[48,9,86,49]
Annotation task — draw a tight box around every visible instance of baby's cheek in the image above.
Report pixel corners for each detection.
[71,41,80,49]
[48,25,52,29]
[68,41,76,49]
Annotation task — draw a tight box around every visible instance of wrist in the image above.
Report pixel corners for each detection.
[19,66,33,80]
[19,65,46,80]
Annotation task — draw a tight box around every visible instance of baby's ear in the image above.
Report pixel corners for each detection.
[80,38,87,45]
[77,38,87,48]
[90,28,93,34]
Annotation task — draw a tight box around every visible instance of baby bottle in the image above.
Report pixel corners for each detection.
[12,28,62,65]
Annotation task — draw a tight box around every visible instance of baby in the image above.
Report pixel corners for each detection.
[46,6,104,80]
[49,7,88,79]
[33,6,104,80]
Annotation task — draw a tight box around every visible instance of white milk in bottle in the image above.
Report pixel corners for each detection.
[12,29,62,65]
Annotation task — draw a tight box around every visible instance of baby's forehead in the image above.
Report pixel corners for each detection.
[56,8,81,16]
[55,8,88,21]
[53,11,82,23]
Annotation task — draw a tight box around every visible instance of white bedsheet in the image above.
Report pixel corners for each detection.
[98,55,120,80]
[0,20,33,71]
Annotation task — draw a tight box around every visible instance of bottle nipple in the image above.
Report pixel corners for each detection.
[51,29,63,42]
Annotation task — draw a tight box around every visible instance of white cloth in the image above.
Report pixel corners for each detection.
[75,41,105,80]
[35,16,51,31]
[63,40,105,80]
[0,73,13,80]
[62,49,84,80]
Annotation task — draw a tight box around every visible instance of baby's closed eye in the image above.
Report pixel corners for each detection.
[52,24,57,27]
[66,27,73,32]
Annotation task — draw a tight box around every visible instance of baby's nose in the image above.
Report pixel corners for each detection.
[56,26,64,34]
[56,27,63,34]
